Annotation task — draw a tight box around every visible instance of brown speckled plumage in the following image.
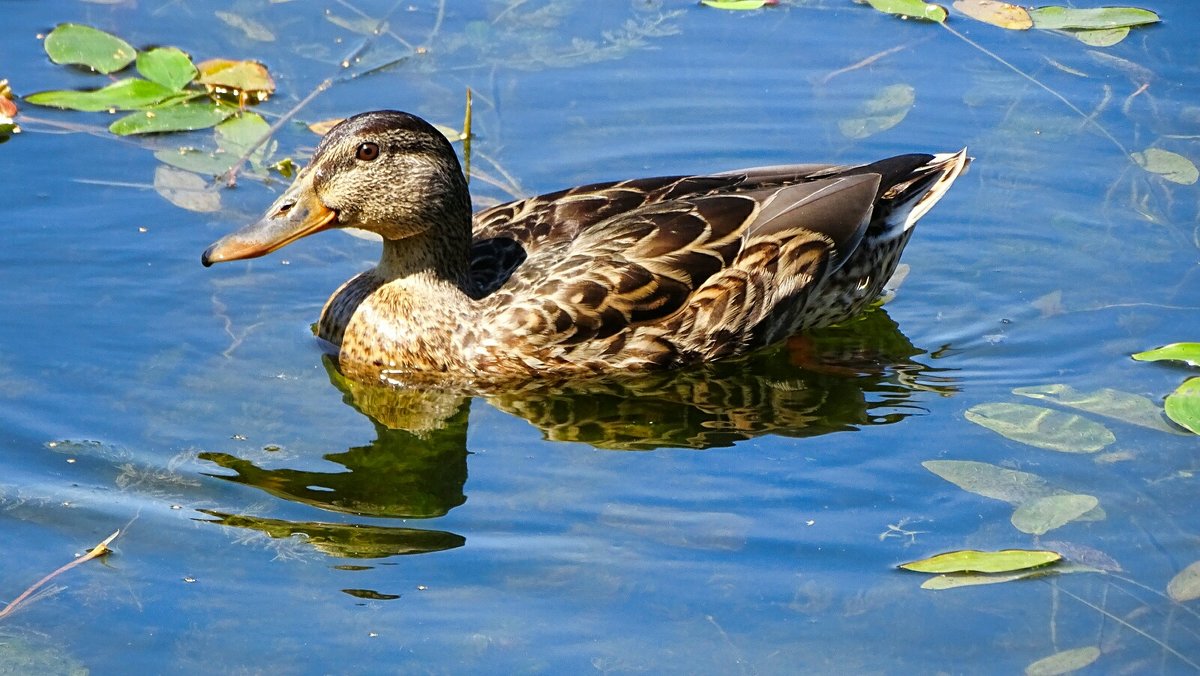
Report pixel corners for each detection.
[203,111,968,386]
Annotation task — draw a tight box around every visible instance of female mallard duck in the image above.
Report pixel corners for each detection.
[203,110,967,386]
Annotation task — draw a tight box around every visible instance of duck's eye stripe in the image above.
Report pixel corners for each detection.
[356,142,380,161]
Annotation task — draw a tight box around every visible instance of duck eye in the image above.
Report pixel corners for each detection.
[356,142,380,161]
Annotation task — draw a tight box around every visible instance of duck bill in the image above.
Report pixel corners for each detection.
[202,180,338,267]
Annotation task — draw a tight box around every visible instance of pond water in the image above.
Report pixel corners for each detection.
[2,1,1199,673]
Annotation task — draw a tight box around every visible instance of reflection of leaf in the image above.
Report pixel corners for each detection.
[1028,6,1159,30]
[952,0,1032,29]
[215,11,276,42]
[1167,560,1200,602]
[865,0,948,23]
[26,78,179,112]
[1133,343,1200,367]
[110,101,238,135]
[921,562,1093,590]
[1165,378,1200,435]
[900,549,1061,573]
[1010,494,1098,535]
[154,113,272,175]
[1068,26,1129,47]
[1025,646,1101,676]
[966,402,1115,452]
[838,84,915,140]
[1013,384,1185,435]
[154,166,221,212]
[1132,148,1199,185]
[43,23,136,74]
[136,47,197,91]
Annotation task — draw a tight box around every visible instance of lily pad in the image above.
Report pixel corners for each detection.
[1028,6,1159,30]
[900,549,1061,574]
[965,402,1114,452]
[1013,384,1185,435]
[839,83,915,140]
[1011,494,1099,535]
[1132,148,1199,185]
[154,113,271,175]
[154,166,221,212]
[953,0,1032,29]
[1164,378,1200,435]
[1167,560,1200,602]
[110,101,238,135]
[866,0,948,23]
[26,78,179,112]
[136,47,197,91]
[1132,343,1200,367]
[1025,646,1101,676]
[196,59,275,100]
[1068,26,1129,46]
[43,23,136,74]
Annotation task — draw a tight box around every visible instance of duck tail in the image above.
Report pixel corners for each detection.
[878,148,970,240]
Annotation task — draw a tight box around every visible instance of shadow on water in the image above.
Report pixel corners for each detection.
[196,307,956,558]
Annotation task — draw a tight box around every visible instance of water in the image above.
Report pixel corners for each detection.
[2,1,1198,673]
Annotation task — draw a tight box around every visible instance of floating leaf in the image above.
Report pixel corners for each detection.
[1164,378,1200,435]
[1014,384,1185,435]
[1011,494,1099,535]
[215,11,277,42]
[1028,6,1159,30]
[1132,343,1200,367]
[866,0,948,23]
[154,166,220,212]
[1167,560,1200,602]
[924,460,1106,522]
[110,101,238,135]
[1025,646,1101,676]
[43,23,136,74]
[154,113,271,175]
[900,549,1061,574]
[965,402,1114,452]
[1132,148,1199,185]
[26,78,179,112]
[839,83,915,139]
[215,112,270,155]
[196,59,275,101]
[136,47,197,91]
[701,0,776,9]
[953,0,1032,29]
[922,570,1039,589]
[1068,26,1129,46]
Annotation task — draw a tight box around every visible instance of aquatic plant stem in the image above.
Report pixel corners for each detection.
[221,78,332,187]
[1051,581,1200,670]
[0,530,119,621]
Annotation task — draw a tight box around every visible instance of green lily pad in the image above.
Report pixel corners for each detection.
[1068,26,1129,46]
[1164,378,1200,435]
[136,47,197,91]
[839,83,915,140]
[1132,148,1199,185]
[1025,646,1101,676]
[26,78,180,112]
[43,23,136,74]
[866,0,948,22]
[1011,493,1099,535]
[111,101,238,135]
[1167,560,1200,602]
[900,549,1061,574]
[965,402,1115,453]
[1132,343,1200,367]
[1014,384,1185,435]
[1028,6,1159,30]
[154,165,221,212]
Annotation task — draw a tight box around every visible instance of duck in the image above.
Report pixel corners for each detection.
[202,110,968,387]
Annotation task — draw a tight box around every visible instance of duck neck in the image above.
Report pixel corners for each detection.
[376,222,473,295]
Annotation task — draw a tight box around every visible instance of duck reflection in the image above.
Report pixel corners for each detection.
[198,307,953,557]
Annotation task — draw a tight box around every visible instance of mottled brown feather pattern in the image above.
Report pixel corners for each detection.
[219,111,968,386]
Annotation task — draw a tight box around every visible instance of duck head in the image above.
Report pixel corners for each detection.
[202,110,470,266]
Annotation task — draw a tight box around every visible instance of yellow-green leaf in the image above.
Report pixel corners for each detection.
[839,83,915,140]
[25,78,178,112]
[900,549,1061,574]
[1025,646,1101,676]
[1029,6,1159,30]
[866,0,948,23]
[953,0,1032,29]
[136,47,197,91]
[196,59,276,100]
[1165,378,1200,435]
[1011,494,1099,535]
[1013,384,1185,435]
[1133,343,1200,367]
[1132,148,1199,185]
[110,101,238,135]
[1167,560,1200,602]
[965,402,1115,452]
[43,23,136,74]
